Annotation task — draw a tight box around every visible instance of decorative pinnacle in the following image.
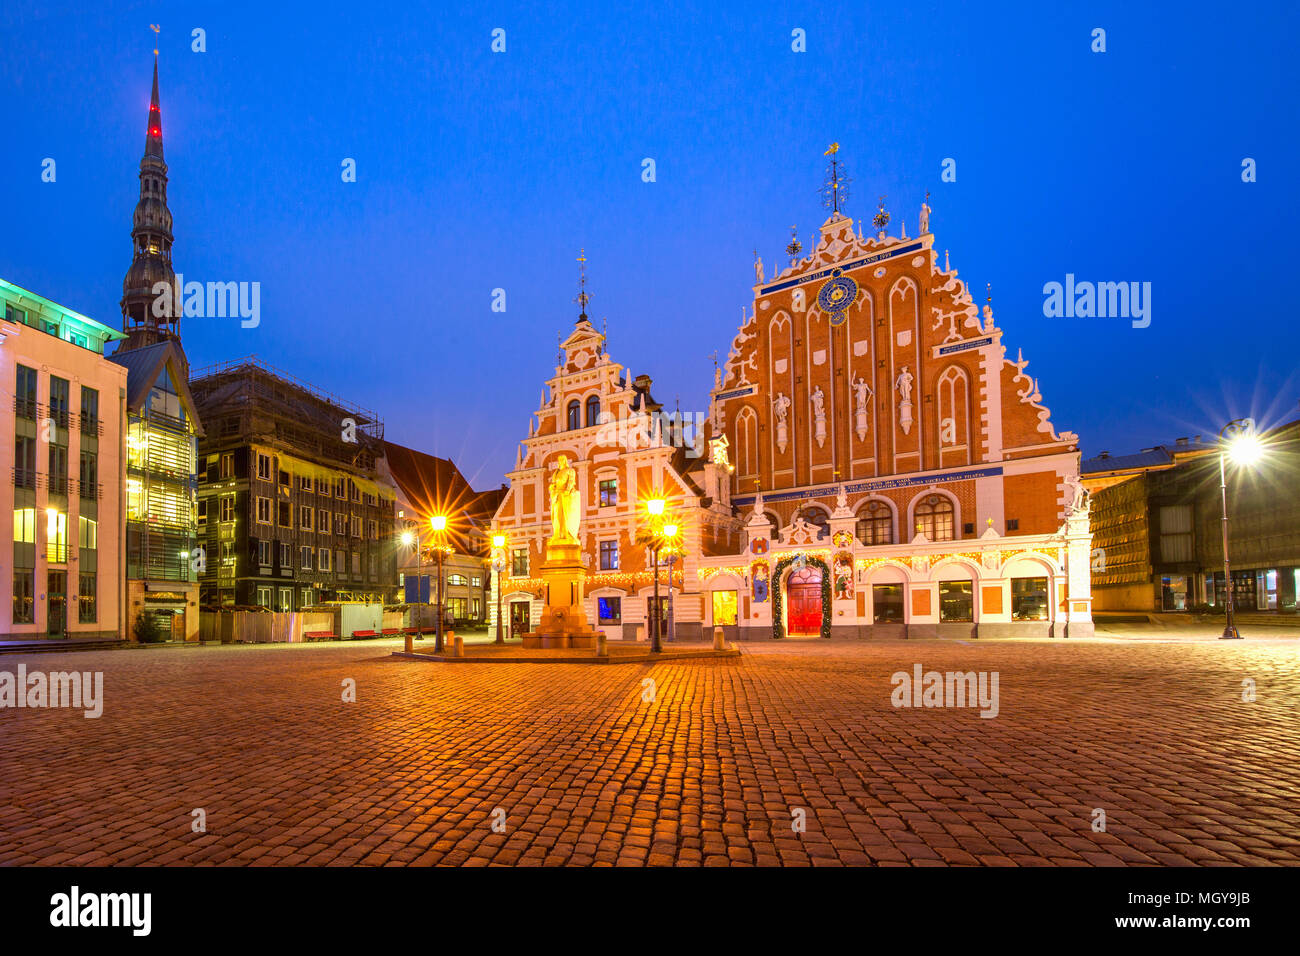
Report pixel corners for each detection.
[785,226,802,264]
[821,146,850,214]
[872,196,890,233]
[574,248,591,322]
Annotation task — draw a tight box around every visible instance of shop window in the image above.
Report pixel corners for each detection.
[938,580,973,622]
[712,590,737,626]
[872,584,903,623]
[598,596,621,624]
[1161,575,1189,611]
[1011,577,1049,620]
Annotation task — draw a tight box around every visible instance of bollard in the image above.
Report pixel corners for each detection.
[404,631,414,654]
[452,634,464,658]
[596,630,608,657]
[713,626,726,651]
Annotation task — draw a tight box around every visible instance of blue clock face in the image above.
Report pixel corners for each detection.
[817,270,858,325]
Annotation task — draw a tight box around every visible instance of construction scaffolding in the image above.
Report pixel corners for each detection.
[190,356,385,469]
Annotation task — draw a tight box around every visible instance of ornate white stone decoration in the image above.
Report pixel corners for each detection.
[810,386,827,447]
[852,375,873,441]
[981,550,1000,570]
[773,392,791,453]
[708,434,732,470]
[895,365,915,436]
[782,515,821,546]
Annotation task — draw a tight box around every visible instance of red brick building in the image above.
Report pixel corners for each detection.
[698,196,1094,638]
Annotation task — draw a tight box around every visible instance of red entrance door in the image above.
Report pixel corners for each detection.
[786,567,823,635]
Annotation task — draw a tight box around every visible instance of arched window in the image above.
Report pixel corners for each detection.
[856,500,893,546]
[915,495,955,542]
[566,400,581,430]
[585,395,600,428]
[799,505,830,539]
[447,574,468,587]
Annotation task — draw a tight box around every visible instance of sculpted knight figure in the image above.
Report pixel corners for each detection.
[548,455,581,543]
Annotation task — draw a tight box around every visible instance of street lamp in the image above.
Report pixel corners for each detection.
[491,531,508,644]
[430,514,448,653]
[644,496,673,654]
[399,520,423,638]
[1218,419,1264,640]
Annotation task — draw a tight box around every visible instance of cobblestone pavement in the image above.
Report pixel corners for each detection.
[1,632,1297,866]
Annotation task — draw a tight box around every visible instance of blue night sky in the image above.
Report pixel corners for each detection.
[2,1,1296,490]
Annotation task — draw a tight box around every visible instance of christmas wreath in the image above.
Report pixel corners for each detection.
[772,553,832,640]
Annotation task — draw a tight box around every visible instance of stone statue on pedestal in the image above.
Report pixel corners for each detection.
[548,455,580,543]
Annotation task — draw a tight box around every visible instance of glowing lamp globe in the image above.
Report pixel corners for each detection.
[1227,433,1264,466]
[646,498,666,517]
[430,515,448,532]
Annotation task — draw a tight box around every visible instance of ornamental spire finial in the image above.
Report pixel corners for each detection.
[574,248,591,323]
[821,145,850,215]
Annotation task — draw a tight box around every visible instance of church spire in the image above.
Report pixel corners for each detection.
[119,51,180,354]
[574,248,591,324]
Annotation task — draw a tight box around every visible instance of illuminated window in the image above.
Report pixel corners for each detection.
[598,596,621,624]
[447,574,468,586]
[915,495,955,542]
[1011,577,1049,621]
[939,580,973,622]
[220,495,235,522]
[45,510,68,563]
[712,590,738,626]
[78,573,96,623]
[511,548,529,577]
[12,570,34,623]
[599,540,619,570]
[77,516,97,550]
[13,508,36,543]
[599,478,618,507]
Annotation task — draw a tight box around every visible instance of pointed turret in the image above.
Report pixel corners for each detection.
[119,55,183,359]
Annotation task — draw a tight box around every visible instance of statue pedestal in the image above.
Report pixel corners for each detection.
[521,540,601,650]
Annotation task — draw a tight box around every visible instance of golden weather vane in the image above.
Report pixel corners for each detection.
[149,23,160,56]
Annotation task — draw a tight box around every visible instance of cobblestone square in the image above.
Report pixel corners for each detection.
[1,627,1297,866]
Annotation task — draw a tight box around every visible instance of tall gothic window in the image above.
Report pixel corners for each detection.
[856,500,893,546]
[914,495,955,542]
[585,395,601,427]
[566,400,581,430]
